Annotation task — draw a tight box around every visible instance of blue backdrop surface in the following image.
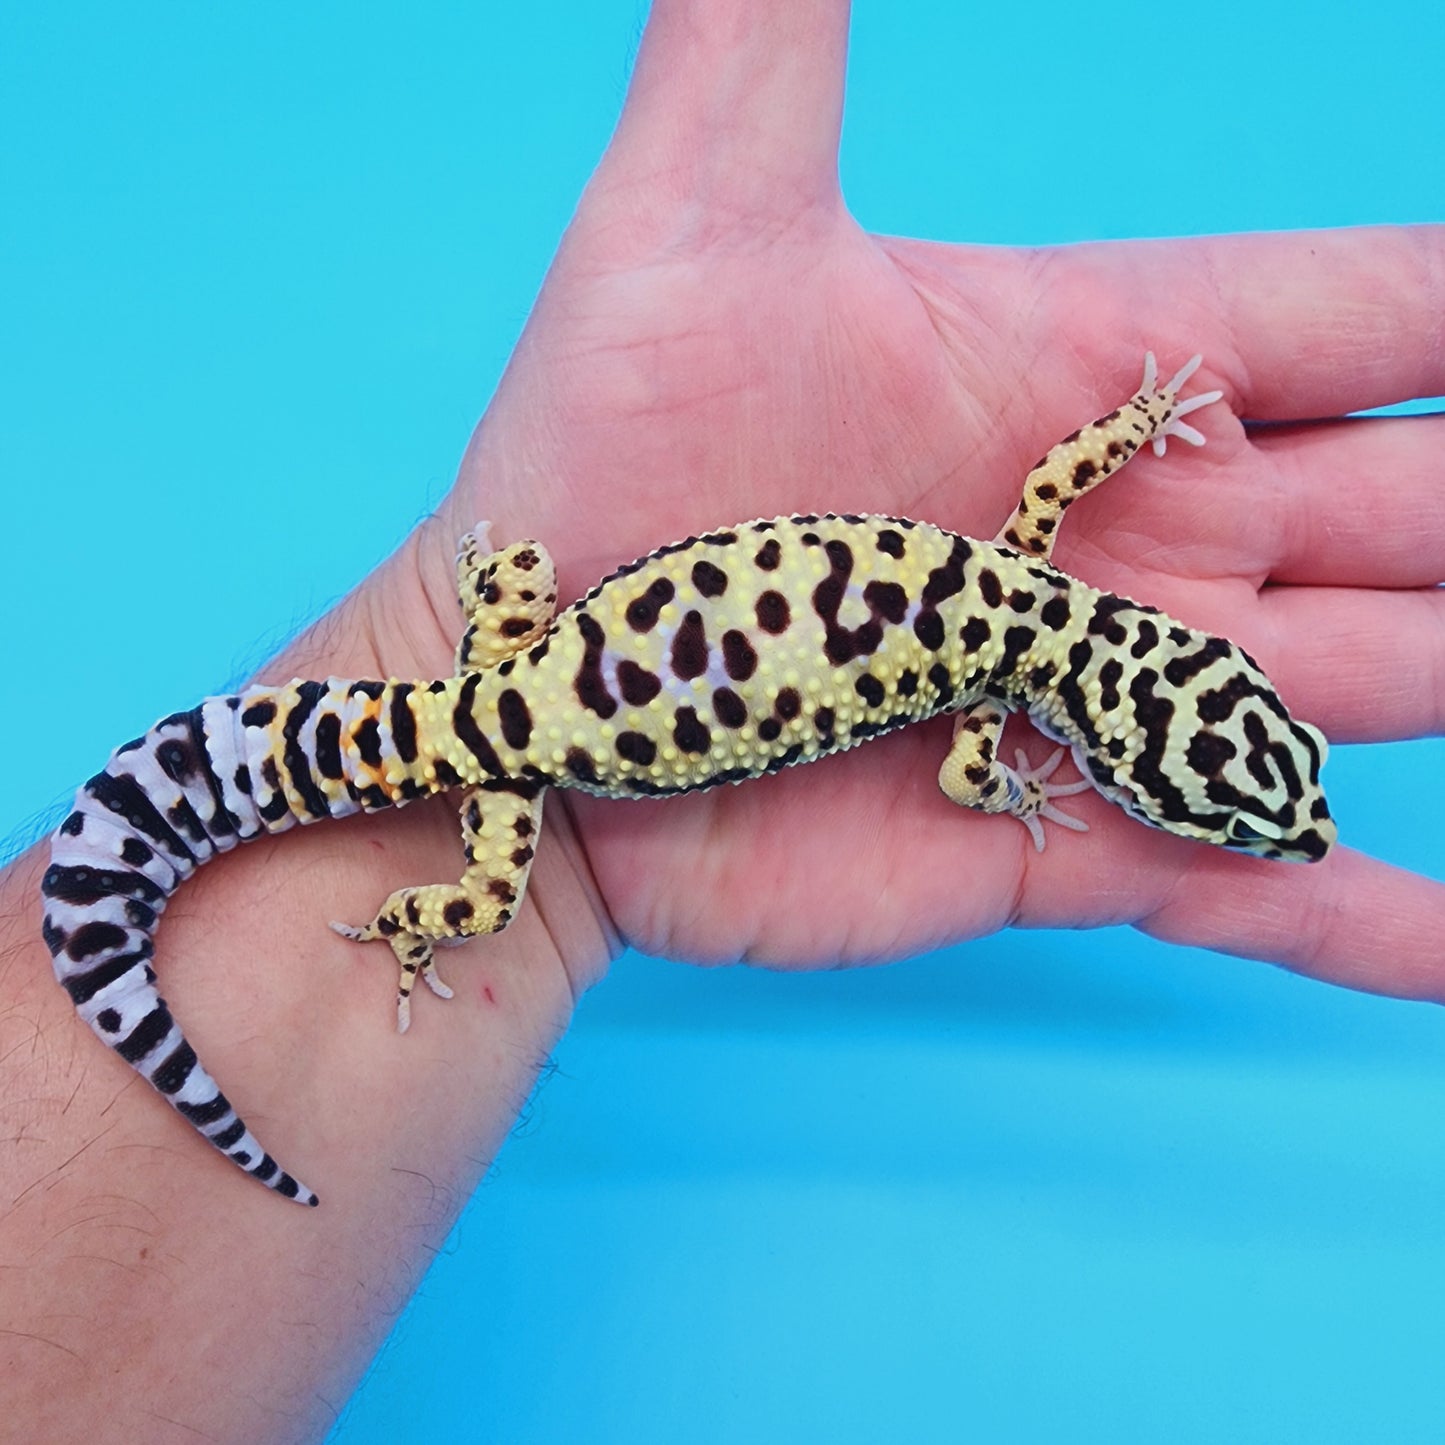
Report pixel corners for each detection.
[4,2,1444,1441]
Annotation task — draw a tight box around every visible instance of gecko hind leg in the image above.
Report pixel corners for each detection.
[937,703,1092,851]
[998,352,1225,562]
[331,784,545,1032]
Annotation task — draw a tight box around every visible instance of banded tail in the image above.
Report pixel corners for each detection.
[40,678,445,1205]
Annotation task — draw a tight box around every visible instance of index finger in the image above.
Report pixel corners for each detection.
[1188,225,1445,419]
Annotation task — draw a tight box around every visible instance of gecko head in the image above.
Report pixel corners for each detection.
[1195,687,1335,864]
[1150,656,1336,862]
[1077,632,1336,863]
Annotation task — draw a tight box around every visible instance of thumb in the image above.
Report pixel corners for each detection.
[591,0,851,237]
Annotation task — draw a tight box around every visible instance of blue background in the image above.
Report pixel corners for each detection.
[4,2,1444,1440]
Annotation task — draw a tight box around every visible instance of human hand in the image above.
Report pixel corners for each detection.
[383,1,1444,998]
[381,0,1445,995]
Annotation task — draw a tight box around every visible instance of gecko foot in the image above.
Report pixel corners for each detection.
[330,915,456,1034]
[1140,352,1225,457]
[1009,747,1092,852]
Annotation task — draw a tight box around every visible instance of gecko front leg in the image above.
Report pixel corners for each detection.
[937,702,1092,851]
[999,353,1225,562]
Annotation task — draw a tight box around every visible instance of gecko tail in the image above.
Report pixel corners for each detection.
[52,930,318,1205]
[40,699,324,1206]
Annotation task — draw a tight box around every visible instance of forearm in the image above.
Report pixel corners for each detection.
[0,524,614,1442]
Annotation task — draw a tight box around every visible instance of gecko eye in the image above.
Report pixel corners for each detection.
[1227,813,1282,844]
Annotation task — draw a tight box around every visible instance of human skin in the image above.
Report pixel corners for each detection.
[2,0,1443,1439]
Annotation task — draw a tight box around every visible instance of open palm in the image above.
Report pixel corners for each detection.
[429,3,1443,998]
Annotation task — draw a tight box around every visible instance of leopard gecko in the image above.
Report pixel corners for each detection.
[40,354,1335,1206]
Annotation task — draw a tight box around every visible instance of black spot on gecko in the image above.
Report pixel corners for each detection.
[454,673,505,777]
[814,707,836,738]
[1187,730,1237,777]
[812,540,890,665]
[1131,620,1160,659]
[671,610,710,680]
[875,529,905,558]
[166,796,208,845]
[999,625,1035,678]
[618,661,663,706]
[756,591,791,634]
[626,578,675,633]
[241,700,276,729]
[574,613,618,719]
[156,738,196,785]
[922,535,971,606]
[673,707,711,754]
[1164,636,1233,689]
[565,748,599,784]
[755,539,781,570]
[616,731,657,766]
[497,689,533,749]
[312,713,344,780]
[758,718,782,742]
[353,717,383,769]
[713,688,748,729]
[897,669,918,697]
[1087,595,1139,647]
[722,630,758,681]
[1039,596,1071,631]
[959,616,991,652]
[913,611,945,651]
[855,674,886,708]
[692,561,728,598]
[862,580,908,624]
[1242,712,1278,791]
[443,899,474,929]
[775,687,801,721]
[977,570,1003,609]
[389,683,418,765]
[1195,673,1254,725]
[1098,658,1124,713]
[65,919,129,961]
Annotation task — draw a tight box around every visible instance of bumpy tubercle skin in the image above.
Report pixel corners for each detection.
[40,355,1336,1205]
